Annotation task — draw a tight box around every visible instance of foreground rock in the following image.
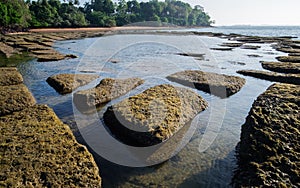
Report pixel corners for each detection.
[0,105,101,187]
[0,84,36,116]
[232,83,300,187]
[0,67,23,86]
[103,84,208,146]
[167,70,246,98]
[261,62,300,74]
[47,73,99,94]
[237,70,300,85]
[276,56,300,63]
[73,77,144,111]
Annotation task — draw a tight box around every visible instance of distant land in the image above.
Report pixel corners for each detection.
[0,0,213,33]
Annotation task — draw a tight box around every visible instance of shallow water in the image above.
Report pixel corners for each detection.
[17,31,285,187]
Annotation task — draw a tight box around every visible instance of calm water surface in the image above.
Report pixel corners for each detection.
[17,28,288,187]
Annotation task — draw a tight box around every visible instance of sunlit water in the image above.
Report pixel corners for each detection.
[17,29,288,187]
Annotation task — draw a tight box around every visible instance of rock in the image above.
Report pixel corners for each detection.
[276,56,300,63]
[232,83,300,188]
[0,105,101,187]
[240,45,261,50]
[167,70,246,98]
[261,62,300,74]
[247,54,262,58]
[73,77,144,111]
[220,42,244,48]
[0,84,36,116]
[289,53,300,56]
[47,73,99,94]
[236,36,264,43]
[0,42,19,58]
[210,47,234,51]
[0,67,23,86]
[65,54,78,59]
[237,70,300,85]
[103,84,208,146]
[176,52,205,58]
[36,53,67,62]
[228,61,246,66]
[276,48,300,53]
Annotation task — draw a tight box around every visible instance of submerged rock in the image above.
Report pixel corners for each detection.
[47,73,99,94]
[261,61,300,74]
[0,105,102,187]
[0,84,36,116]
[240,45,261,50]
[167,70,246,98]
[220,42,244,48]
[103,84,208,146]
[276,56,300,63]
[210,47,234,51]
[232,83,300,187]
[0,67,23,86]
[237,70,300,85]
[73,77,144,111]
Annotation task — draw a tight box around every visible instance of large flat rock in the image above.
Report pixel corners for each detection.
[0,105,101,187]
[0,67,23,86]
[73,77,144,111]
[167,70,246,98]
[232,83,300,187]
[237,69,300,85]
[47,73,99,94]
[103,84,208,146]
[0,84,36,116]
[262,61,300,74]
[276,56,300,63]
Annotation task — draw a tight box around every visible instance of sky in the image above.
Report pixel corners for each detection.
[77,0,300,26]
[182,0,300,26]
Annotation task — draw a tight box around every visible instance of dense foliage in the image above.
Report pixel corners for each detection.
[0,0,214,30]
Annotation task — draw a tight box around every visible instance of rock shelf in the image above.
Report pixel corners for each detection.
[232,83,300,187]
[167,70,246,98]
[103,84,208,146]
[46,73,99,94]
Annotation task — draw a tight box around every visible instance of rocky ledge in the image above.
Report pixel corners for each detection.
[167,70,246,98]
[276,56,300,63]
[46,73,99,94]
[103,84,208,146]
[261,62,300,74]
[237,70,300,85]
[0,67,23,86]
[232,83,300,187]
[0,105,102,187]
[73,77,144,111]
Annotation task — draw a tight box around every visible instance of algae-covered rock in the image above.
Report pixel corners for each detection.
[47,73,100,94]
[0,67,23,86]
[167,70,246,98]
[276,56,300,63]
[237,69,300,85]
[232,83,300,187]
[0,84,36,116]
[261,61,300,74]
[103,84,208,146]
[73,77,144,111]
[0,105,102,187]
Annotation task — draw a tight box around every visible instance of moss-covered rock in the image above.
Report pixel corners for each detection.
[232,83,300,187]
[261,62,300,74]
[103,84,208,146]
[167,70,246,98]
[46,73,99,94]
[276,56,300,63]
[73,77,144,111]
[0,67,23,86]
[237,70,300,85]
[0,105,102,187]
[0,84,36,116]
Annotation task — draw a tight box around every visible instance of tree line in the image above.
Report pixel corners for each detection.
[0,0,214,30]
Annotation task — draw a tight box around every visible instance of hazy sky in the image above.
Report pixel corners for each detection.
[78,0,300,26]
[187,0,300,26]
